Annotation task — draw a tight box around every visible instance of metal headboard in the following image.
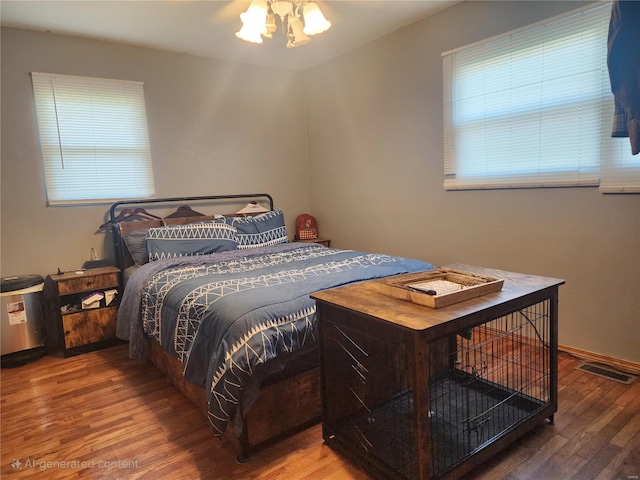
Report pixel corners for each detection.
[108,193,274,272]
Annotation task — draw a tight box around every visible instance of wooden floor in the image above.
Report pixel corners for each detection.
[1,345,638,480]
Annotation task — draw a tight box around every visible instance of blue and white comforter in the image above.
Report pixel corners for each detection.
[117,242,434,436]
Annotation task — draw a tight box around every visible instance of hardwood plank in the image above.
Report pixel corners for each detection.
[504,433,570,480]
[572,442,622,480]
[594,431,640,480]
[1,345,639,480]
[610,387,640,447]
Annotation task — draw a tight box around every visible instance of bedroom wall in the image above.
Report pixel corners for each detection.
[304,1,640,364]
[1,27,310,278]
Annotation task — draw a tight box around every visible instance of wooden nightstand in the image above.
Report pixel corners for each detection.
[297,238,331,247]
[44,266,122,357]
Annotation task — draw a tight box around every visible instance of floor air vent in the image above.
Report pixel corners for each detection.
[576,362,637,385]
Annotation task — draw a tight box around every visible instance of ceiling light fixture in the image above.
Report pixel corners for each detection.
[236,0,331,48]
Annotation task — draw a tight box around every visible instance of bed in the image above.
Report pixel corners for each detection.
[111,194,435,461]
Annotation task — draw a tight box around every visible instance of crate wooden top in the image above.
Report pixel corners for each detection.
[47,266,120,283]
[311,264,564,337]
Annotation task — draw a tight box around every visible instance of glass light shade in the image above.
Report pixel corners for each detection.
[287,15,310,48]
[302,2,331,35]
[236,23,263,44]
[239,0,269,34]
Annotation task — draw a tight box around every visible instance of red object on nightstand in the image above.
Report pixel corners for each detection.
[295,214,318,240]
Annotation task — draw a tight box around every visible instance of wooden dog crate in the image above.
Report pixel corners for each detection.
[312,265,563,480]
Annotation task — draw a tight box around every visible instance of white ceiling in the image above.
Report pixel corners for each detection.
[0,0,459,71]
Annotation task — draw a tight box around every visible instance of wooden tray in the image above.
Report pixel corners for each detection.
[372,268,504,308]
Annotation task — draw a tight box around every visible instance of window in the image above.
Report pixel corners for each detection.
[442,2,639,192]
[31,73,155,205]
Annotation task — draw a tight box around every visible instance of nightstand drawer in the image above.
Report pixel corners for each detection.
[57,272,118,295]
[62,307,118,348]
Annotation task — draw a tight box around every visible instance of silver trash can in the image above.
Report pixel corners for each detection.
[1,275,47,367]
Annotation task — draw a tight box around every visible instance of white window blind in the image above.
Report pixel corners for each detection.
[31,72,155,205]
[442,2,640,192]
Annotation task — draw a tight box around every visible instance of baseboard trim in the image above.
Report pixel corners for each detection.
[559,344,640,375]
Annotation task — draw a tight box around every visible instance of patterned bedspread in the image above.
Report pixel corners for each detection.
[117,242,434,436]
